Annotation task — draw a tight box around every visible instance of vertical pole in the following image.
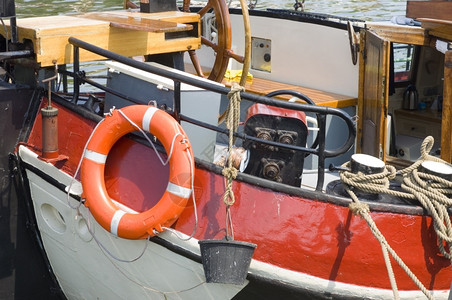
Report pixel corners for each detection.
[174,80,181,123]
[10,16,17,43]
[315,114,326,191]
[441,50,452,163]
[71,46,80,104]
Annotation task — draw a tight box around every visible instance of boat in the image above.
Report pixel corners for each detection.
[0,0,451,299]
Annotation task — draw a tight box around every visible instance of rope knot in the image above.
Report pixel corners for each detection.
[227,82,245,100]
[349,202,370,216]
[222,166,238,179]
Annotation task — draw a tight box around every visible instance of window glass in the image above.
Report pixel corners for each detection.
[394,43,414,82]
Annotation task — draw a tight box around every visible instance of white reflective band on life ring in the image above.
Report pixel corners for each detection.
[142,106,158,132]
[167,182,192,199]
[84,149,108,164]
[110,210,127,236]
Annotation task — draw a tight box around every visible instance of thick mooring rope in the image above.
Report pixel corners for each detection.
[339,136,452,300]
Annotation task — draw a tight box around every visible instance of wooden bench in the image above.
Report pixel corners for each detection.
[223,77,357,108]
[0,10,200,67]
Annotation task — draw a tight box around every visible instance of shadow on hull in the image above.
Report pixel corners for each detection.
[0,84,64,299]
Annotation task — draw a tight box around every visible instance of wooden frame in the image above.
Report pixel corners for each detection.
[361,22,452,162]
[407,1,452,22]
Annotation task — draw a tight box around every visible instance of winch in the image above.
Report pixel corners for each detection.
[242,103,308,187]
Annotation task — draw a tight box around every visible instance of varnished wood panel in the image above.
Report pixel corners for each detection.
[357,30,390,159]
[407,1,452,21]
[366,23,429,46]
[420,18,452,41]
[0,11,200,67]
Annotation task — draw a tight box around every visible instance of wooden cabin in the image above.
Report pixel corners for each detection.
[357,0,452,165]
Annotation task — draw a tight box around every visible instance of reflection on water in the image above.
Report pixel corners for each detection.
[15,0,407,21]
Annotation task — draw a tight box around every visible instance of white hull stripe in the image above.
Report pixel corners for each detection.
[111,210,127,236]
[84,149,107,164]
[167,182,192,199]
[142,106,158,132]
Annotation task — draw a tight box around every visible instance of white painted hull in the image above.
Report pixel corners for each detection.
[20,146,244,299]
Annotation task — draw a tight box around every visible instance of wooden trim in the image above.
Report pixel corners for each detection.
[420,18,452,41]
[441,50,452,163]
[366,23,430,46]
[356,29,366,153]
[407,1,452,22]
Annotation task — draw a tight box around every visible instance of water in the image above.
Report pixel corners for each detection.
[11,0,408,93]
[15,0,408,21]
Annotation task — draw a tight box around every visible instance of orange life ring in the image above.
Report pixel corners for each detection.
[80,105,194,239]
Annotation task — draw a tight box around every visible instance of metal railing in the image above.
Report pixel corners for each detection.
[68,37,356,191]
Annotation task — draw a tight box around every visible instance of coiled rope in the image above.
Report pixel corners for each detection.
[400,137,452,262]
[339,136,452,300]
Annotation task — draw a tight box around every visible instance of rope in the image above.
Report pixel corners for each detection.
[400,136,452,261]
[402,172,452,261]
[342,181,434,300]
[163,150,199,241]
[338,136,452,300]
[221,82,244,238]
[222,82,244,207]
[398,135,445,175]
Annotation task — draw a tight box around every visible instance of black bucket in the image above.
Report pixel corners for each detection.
[198,238,257,285]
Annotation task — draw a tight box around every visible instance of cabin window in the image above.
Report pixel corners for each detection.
[393,43,415,83]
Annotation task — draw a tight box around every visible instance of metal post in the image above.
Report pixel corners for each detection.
[316,114,327,191]
[174,80,181,123]
[71,46,80,104]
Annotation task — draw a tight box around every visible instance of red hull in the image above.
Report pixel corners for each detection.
[25,99,451,292]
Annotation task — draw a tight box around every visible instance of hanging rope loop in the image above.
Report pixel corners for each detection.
[220,83,245,238]
[222,82,244,207]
